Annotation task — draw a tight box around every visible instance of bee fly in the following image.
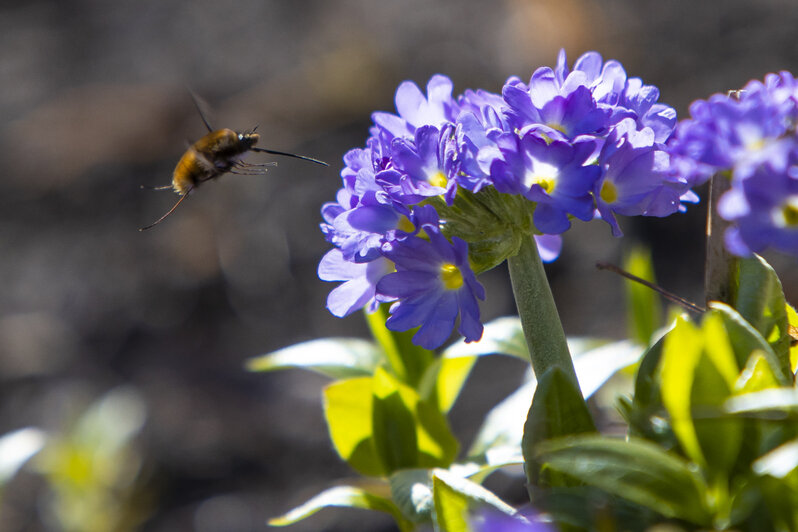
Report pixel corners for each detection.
[139,94,328,231]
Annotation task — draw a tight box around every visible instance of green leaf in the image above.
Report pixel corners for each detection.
[432,475,471,532]
[787,302,798,373]
[371,368,459,474]
[572,339,645,398]
[373,368,421,472]
[623,247,663,345]
[725,388,798,416]
[731,255,791,378]
[323,377,385,477]
[0,427,46,485]
[535,436,712,526]
[390,469,434,523]
[440,317,531,362]
[660,316,705,466]
[735,351,781,394]
[660,313,744,475]
[752,438,798,479]
[246,338,383,379]
[432,469,517,532]
[366,305,434,387]
[268,484,413,531]
[522,367,596,488]
[692,313,743,476]
[709,302,791,385]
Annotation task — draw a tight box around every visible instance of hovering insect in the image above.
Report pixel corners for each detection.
[139,94,328,231]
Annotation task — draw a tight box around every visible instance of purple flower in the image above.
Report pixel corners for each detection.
[479,132,601,233]
[377,206,485,349]
[718,162,798,256]
[318,250,393,317]
[371,74,461,145]
[503,50,677,148]
[475,508,556,532]
[667,74,798,186]
[595,119,692,236]
[377,124,459,205]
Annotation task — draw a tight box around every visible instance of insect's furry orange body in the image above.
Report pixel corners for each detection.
[171,128,259,195]
[139,94,328,231]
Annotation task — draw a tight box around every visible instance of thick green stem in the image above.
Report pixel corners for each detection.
[507,233,580,392]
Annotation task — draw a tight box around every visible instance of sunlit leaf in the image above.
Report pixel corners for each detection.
[432,468,517,515]
[659,316,705,467]
[752,439,798,479]
[366,305,433,386]
[535,436,712,526]
[441,317,530,362]
[572,339,645,398]
[268,485,413,531]
[735,351,781,394]
[731,255,790,378]
[246,338,383,379]
[725,388,798,416]
[709,302,790,385]
[624,247,663,346]
[0,427,46,485]
[787,303,798,373]
[323,377,385,477]
[374,368,459,473]
[390,469,434,523]
[372,368,421,472]
[432,475,470,532]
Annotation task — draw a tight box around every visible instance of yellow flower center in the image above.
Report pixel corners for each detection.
[782,201,798,227]
[440,263,464,290]
[429,171,448,188]
[772,196,798,228]
[546,122,568,135]
[396,215,416,234]
[524,162,558,194]
[600,180,618,204]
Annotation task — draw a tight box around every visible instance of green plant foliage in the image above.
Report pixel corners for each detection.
[324,370,459,478]
[623,247,664,346]
[388,467,519,531]
[246,337,384,379]
[0,427,46,487]
[522,367,596,488]
[535,436,712,526]
[661,313,744,478]
[366,305,433,387]
[323,377,386,477]
[268,484,414,531]
[731,256,791,377]
[35,388,147,532]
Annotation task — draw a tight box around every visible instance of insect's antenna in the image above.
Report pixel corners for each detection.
[251,147,329,166]
[596,261,706,314]
[139,188,193,231]
[188,89,215,133]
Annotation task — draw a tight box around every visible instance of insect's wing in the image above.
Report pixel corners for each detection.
[188,89,215,133]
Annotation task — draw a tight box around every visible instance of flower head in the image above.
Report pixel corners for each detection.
[320,54,690,348]
[377,206,485,349]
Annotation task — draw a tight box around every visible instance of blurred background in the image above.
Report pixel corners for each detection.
[2,0,798,530]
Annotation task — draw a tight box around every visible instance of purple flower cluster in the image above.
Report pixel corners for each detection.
[667,72,798,256]
[320,51,692,349]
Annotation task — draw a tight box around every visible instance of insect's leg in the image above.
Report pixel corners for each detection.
[140,184,174,191]
[139,187,193,231]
